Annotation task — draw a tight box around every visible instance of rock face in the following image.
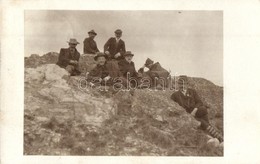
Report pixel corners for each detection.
[25,52,97,75]
[24,54,223,156]
[25,52,59,68]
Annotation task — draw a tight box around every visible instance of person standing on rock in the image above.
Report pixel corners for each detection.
[170,75,223,143]
[138,58,170,89]
[56,38,81,76]
[83,30,100,55]
[103,29,126,78]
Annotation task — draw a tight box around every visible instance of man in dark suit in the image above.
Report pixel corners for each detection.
[104,29,126,61]
[56,38,81,76]
[88,52,128,90]
[87,52,110,85]
[171,75,223,142]
[138,58,170,89]
[118,51,141,88]
[83,30,99,54]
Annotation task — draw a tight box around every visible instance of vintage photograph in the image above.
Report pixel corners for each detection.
[24,10,223,156]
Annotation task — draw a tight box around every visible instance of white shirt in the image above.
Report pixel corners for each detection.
[116,38,121,43]
[181,89,187,96]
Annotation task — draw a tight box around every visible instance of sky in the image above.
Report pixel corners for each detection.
[25,10,223,86]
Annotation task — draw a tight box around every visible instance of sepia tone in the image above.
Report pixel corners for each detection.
[24,10,223,156]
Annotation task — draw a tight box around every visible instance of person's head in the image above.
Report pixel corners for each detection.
[144,58,154,69]
[177,75,188,91]
[88,30,97,39]
[124,51,134,62]
[67,38,79,49]
[114,29,122,39]
[94,52,107,65]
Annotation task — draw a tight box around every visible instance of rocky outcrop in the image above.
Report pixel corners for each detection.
[24,54,223,156]
[25,52,97,75]
[25,52,59,68]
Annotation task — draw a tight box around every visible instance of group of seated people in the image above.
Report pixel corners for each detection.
[56,29,170,89]
[56,29,223,143]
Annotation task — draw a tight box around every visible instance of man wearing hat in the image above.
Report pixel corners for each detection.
[170,75,223,143]
[56,38,81,76]
[83,30,100,54]
[118,51,141,88]
[87,52,110,85]
[88,52,128,88]
[104,29,126,60]
[138,58,170,89]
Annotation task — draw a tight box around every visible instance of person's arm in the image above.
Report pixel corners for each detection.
[119,41,126,55]
[84,39,97,54]
[171,92,184,108]
[193,90,203,108]
[118,61,126,77]
[104,38,112,52]
[87,67,100,82]
[170,93,175,101]
[58,49,70,66]
[148,71,159,79]
[96,42,100,52]
[83,39,88,54]
[138,64,146,73]
[75,52,80,62]
[132,63,139,77]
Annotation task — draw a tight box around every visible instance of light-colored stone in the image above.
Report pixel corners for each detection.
[207,138,220,147]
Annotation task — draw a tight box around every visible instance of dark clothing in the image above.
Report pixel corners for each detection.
[171,88,203,113]
[118,59,138,78]
[83,37,99,54]
[88,64,109,82]
[88,63,127,87]
[56,48,81,75]
[171,88,209,130]
[104,37,126,60]
[106,60,121,78]
[138,62,170,87]
[171,88,223,142]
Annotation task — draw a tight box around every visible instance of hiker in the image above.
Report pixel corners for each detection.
[104,29,126,60]
[83,30,100,54]
[118,51,141,88]
[87,52,127,88]
[56,38,81,76]
[103,29,126,78]
[170,75,223,142]
[138,58,170,89]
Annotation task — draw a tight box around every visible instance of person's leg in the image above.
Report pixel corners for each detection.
[194,106,209,129]
[106,60,120,78]
[195,106,223,142]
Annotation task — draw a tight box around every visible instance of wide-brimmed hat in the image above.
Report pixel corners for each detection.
[67,38,80,44]
[123,51,134,57]
[115,29,122,34]
[177,75,188,84]
[94,52,108,61]
[144,58,154,66]
[88,30,97,35]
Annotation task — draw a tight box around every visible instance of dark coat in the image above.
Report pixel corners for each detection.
[138,62,170,87]
[118,59,138,78]
[83,37,99,54]
[171,88,204,113]
[104,37,126,60]
[88,63,109,82]
[56,48,80,68]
